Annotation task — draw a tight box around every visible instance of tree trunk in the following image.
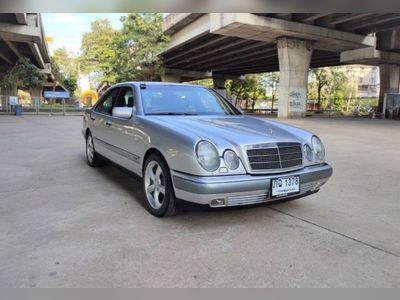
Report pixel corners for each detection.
[317,84,322,107]
[235,84,244,107]
[346,90,353,112]
[271,93,275,113]
[251,99,256,110]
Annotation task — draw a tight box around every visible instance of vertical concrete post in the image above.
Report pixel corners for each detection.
[277,37,313,118]
[378,64,400,113]
[213,78,227,98]
[30,86,43,112]
[161,74,181,83]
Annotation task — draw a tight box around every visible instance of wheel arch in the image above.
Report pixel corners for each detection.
[142,147,169,173]
[85,128,91,138]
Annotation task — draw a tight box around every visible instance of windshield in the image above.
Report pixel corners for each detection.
[140,85,241,116]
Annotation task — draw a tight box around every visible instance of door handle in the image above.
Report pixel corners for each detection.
[90,115,95,121]
[105,121,112,126]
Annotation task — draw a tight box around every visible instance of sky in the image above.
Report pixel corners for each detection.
[42,13,127,55]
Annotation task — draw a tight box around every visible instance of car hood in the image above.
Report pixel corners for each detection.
[147,115,306,149]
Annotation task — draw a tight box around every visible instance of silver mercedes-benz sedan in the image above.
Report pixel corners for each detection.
[82,82,332,217]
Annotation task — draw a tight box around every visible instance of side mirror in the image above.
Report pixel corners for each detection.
[112,107,133,119]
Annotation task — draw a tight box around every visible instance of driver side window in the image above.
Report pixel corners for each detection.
[94,89,119,115]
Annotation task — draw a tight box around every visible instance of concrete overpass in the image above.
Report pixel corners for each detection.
[0,13,61,108]
[160,13,400,117]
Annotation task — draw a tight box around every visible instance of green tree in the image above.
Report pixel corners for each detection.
[112,13,169,81]
[261,72,279,112]
[344,74,359,112]
[226,75,264,108]
[51,47,78,94]
[327,69,347,109]
[309,68,330,107]
[80,19,119,84]
[0,57,46,91]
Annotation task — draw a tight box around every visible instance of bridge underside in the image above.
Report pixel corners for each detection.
[161,13,400,117]
[162,33,341,75]
[0,13,66,110]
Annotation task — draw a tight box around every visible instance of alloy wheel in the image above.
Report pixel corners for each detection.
[144,161,166,209]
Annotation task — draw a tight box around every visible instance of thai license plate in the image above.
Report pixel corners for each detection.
[271,176,300,198]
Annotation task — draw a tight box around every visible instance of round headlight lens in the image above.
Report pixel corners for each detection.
[311,135,325,161]
[196,140,220,172]
[303,144,313,162]
[223,150,240,170]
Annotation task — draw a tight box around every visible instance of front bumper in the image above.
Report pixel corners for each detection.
[171,163,332,207]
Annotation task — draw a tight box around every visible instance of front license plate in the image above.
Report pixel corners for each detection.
[271,176,300,198]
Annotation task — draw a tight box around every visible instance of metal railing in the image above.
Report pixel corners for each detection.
[0,95,85,116]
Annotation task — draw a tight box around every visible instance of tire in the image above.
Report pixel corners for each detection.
[86,132,104,167]
[143,153,178,217]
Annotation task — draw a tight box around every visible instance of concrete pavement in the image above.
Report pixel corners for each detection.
[0,115,399,287]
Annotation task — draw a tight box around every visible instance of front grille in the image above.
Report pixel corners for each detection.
[246,142,303,171]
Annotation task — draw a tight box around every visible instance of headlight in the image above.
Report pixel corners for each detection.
[311,135,325,161]
[196,140,220,172]
[223,150,239,170]
[303,144,313,162]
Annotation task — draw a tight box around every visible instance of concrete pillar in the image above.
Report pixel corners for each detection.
[378,64,400,113]
[30,86,43,109]
[213,78,227,98]
[161,74,181,82]
[277,37,313,118]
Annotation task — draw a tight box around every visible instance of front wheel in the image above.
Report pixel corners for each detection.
[143,153,178,217]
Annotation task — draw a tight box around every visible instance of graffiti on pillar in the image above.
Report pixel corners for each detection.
[288,90,306,112]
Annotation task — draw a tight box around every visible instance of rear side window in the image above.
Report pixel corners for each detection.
[95,89,119,115]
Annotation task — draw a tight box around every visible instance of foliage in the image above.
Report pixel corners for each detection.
[261,72,279,111]
[0,57,46,90]
[51,47,78,94]
[190,78,213,88]
[326,69,347,109]
[80,19,119,84]
[308,68,330,107]
[226,74,265,108]
[112,13,169,81]
[308,67,358,111]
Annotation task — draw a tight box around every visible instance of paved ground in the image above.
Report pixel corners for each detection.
[0,115,399,287]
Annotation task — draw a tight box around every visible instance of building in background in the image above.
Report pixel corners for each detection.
[340,65,379,98]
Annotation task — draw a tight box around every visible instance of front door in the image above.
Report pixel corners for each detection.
[106,86,141,174]
[90,87,120,157]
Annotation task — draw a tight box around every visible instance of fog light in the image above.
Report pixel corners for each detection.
[311,181,322,191]
[210,198,225,207]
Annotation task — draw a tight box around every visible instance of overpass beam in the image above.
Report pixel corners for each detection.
[378,64,400,112]
[277,37,313,118]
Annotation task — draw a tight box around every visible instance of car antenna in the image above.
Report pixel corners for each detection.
[140,83,147,89]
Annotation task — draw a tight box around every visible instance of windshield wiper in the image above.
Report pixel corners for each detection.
[146,112,198,116]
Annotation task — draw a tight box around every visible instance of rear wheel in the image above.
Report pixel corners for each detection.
[143,153,178,217]
[86,132,104,167]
